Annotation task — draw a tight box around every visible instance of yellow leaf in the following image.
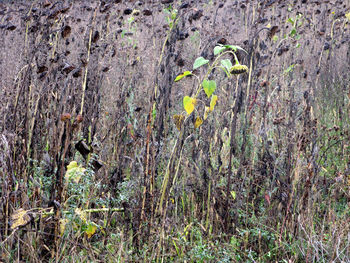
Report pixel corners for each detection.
[60,218,69,236]
[183,96,196,115]
[85,221,97,238]
[210,95,218,112]
[194,117,203,128]
[230,191,236,200]
[204,106,210,120]
[173,114,185,131]
[10,208,31,230]
[67,161,78,170]
[65,161,85,183]
[346,12,350,22]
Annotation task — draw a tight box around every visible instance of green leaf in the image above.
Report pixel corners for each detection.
[284,64,295,73]
[289,28,297,37]
[214,45,226,55]
[272,35,278,42]
[202,79,216,98]
[230,191,236,200]
[193,57,209,70]
[171,9,178,20]
[163,8,171,15]
[224,45,248,54]
[183,96,196,115]
[174,71,192,82]
[220,59,232,71]
[287,17,295,24]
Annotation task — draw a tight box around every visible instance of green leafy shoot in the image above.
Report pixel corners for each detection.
[193,57,209,70]
[202,79,217,98]
[287,17,295,25]
[214,44,247,55]
[174,71,192,82]
[289,28,297,37]
[284,64,295,74]
[224,44,248,54]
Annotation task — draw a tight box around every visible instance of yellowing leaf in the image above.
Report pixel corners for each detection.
[230,191,236,200]
[75,208,87,222]
[10,209,31,230]
[173,114,185,131]
[210,95,218,112]
[194,117,203,128]
[67,161,78,170]
[204,106,210,120]
[174,71,192,82]
[183,96,196,115]
[346,12,350,22]
[85,221,97,238]
[65,161,85,183]
[60,218,69,236]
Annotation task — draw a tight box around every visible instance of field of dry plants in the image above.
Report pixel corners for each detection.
[1,0,350,262]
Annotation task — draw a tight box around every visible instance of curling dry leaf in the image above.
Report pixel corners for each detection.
[194,116,203,128]
[10,208,31,230]
[173,114,185,131]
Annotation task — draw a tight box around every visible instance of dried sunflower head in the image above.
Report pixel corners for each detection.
[230,64,248,75]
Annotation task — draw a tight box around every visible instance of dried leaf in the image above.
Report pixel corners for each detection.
[204,106,210,120]
[194,117,203,128]
[10,209,31,230]
[173,114,185,131]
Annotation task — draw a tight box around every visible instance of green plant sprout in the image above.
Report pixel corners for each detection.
[163,5,178,29]
[173,44,248,130]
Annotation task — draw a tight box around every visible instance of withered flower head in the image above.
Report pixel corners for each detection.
[60,113,71,122]
[230,64,248,75]
[76,114,83,123]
